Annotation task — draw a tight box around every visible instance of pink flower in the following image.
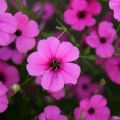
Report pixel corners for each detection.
[74,95,111,120]
[41,2,55,21]
[64,0,96,31]
[0,43,24,64]
[86,21,116,58]
[35,76,65,100]
[0,0,17,46]
[27,37,80,92]
[0,61,20,90]
[0,0,7,14]
[86,0,102,15]
[50,89,65,100]
[32,2,42,13]
[73,75,103,100]
[0,82,8,113]
[10,12,39,53]
[110,116,120,120]
[102,56,120,84]
[109,0,120,21]
[38,105,68,120]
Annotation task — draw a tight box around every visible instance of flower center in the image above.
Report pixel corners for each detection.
[100,38,106,44]
[88,108,95,114]
[15,30,22,37]
[77,11,86,19]
[0,73,5,82]
[82,84,88,90]
[50,59,61,71]
[9,43,16,49]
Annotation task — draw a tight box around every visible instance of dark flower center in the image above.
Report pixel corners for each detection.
[50,59,61,71]
[88,108,95,114]
[9,43,16,49]
[15,30,22,37]
[77,11,86,19]
[100,38,106,44]
[0,73,5,82]
[82,84,88,90]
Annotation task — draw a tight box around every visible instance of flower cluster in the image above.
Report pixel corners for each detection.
[0,0,120,120]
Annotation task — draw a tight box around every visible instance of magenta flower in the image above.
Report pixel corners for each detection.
[0,82,8,113]
[0,0,17,46]
[73,75,103,100]
[86,21,116,58]
[64,0,96,31]
[50,89,65,100]
[74,95,110,120]
[86,0,101,15]
[38,105,68,120]
[109,0,120,21]
[10,12,39,53]
[0,0,7,14]
[41,2,55,21]
[102,56,120,85]
[0,43,24,64]
[0,61,20,90]
[27,37,80,92]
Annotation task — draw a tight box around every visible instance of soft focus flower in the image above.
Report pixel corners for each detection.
[74,94,110,120]
[0,0,7,14]
[0,82,8,113]
[32,1,42,13]
[109,0,120,21]
[27,36,80,92]
[0,43,24,64]
[85,0,102,15]
[86,21,116,58]
[110,116,120,120]
[102,56,120,84]
[10,12,39,53]
[0,0,17,46]
[64,0,96,31]
[10,0,27,9]
[41,2,55,21]
[0,61,20,90]
[38,105,68,120]
[73,75,103,100]
[49,89,65,100]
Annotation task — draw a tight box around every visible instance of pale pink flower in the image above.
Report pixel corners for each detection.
[0,82,8,113]
[11,12,39,53]
[74,95,111,120]
[109,0,120,21]
[27,37,80,92]
[38,105,68,120]
[0,0,17,46]
[86,21,116,58]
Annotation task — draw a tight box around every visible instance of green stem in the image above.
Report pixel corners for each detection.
[56,19,79,46]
